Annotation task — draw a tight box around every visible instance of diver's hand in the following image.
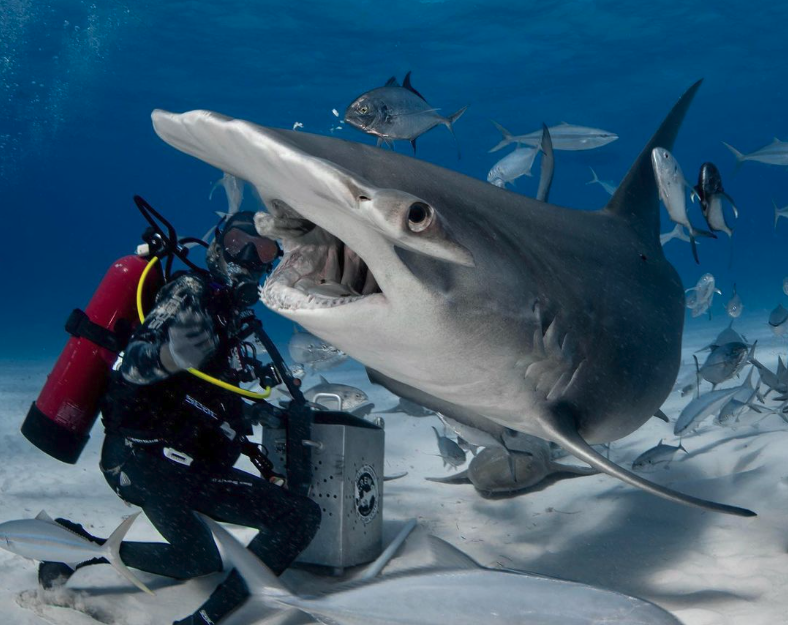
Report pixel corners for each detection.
[160,313,217,372]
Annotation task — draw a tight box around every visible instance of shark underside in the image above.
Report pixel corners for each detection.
[151,80,754,517]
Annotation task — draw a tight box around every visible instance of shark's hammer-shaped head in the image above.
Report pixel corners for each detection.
[152,110,487,383]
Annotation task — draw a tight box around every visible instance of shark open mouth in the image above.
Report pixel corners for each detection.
[259,206,384,312]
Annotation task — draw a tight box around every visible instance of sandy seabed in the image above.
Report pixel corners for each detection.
[1,313,787,625]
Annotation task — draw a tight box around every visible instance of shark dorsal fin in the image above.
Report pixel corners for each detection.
[403,71,427,102]
[319,375,329,384]
[384,76,398,87]
[605,80,703,242]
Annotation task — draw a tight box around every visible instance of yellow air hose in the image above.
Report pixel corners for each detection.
[136,256,271,399]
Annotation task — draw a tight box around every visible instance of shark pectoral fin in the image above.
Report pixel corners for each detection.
[104,513,154,595]
[542,407,756,517]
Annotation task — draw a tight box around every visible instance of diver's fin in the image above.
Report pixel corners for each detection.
[541,407,756,517]
[104,513,155,595]
[606,80,703,242]
[402,71,427,101]
[536,123,554,203]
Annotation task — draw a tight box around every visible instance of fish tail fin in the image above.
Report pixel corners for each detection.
[199,514,293,602]
[542,406,756,517]
[443,106,467,159]
[678,441,688,454]
[774,199,781,230]
[489,120,513,153]
[722,142,745,176]
[605,80,702,243]
[587,167,600,185]
[104,513,154,595]
[689,233,700,264]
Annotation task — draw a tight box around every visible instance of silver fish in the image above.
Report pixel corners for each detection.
[288,326,347,371]
[774,200,788,230]
[302,375,368,411]
[693,162,737,238]
[685,273,721,319]
[674,371,755,436]
[586,167,618,195]
[487,145,540,188]
[209,172,244,215]
[0,511,152,594]
[202,514,681,625]
[632,440,687,472]
[490,121,617,152]
[769,304,788,336]
[725,284,743,318]
[652,147,713,263]
[700,341,749,387]
[345,72,467,155]
[432,426,467,469]
[724,138,788,168]
[378,398,435,417]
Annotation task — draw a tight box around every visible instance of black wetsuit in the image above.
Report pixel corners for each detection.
[97,272,320,624]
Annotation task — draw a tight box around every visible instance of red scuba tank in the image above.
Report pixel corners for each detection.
[21,255,163,464]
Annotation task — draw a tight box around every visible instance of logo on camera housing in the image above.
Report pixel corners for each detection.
[354,464,379,524]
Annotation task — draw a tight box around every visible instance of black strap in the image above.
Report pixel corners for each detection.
[65,309,130,354]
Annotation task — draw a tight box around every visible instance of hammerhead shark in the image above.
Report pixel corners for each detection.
[151,80,754,517]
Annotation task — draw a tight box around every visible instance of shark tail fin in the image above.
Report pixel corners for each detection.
[543,407,756,517]
[605,80,703,242]
[489,120,514,153]
[199,514,293,601]
[104,513,155,595]
[587,167,600,185]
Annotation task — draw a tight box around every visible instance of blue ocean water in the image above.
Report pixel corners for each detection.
[2,0,787,358]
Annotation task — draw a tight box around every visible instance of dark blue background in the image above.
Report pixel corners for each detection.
[2,0,786,358]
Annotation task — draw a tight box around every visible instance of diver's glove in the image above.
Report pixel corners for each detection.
[160,312,217,372]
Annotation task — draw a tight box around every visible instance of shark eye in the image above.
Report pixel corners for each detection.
[407,202,434,232]
[359,105,368,114]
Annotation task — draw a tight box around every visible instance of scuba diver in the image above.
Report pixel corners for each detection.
[37,210,322,625]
